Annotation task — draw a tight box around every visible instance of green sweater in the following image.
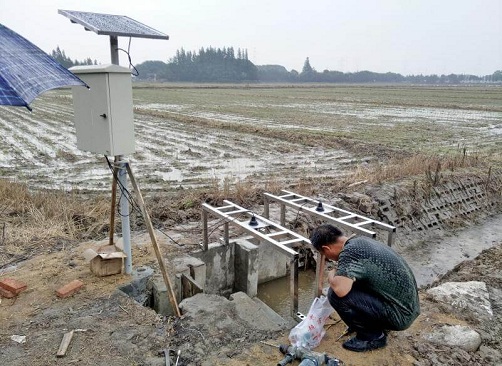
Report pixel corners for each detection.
[336,236,420,329]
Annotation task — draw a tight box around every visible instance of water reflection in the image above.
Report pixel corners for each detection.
[257,270,318,319]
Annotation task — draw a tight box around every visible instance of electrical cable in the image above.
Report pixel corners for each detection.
[206,214,244,239]
[116,37,139,76]
[105,156,201,247]
[292,201,309,226]
[105,156,140,217]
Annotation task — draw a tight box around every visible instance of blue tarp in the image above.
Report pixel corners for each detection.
[0,23,86,110]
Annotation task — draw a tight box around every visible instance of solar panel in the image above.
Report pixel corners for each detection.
[0,23,86,109]
[58,10,169,40]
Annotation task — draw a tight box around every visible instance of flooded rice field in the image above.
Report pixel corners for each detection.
[0,85,501,191]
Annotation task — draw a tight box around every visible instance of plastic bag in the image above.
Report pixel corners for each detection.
[288,295,334,350]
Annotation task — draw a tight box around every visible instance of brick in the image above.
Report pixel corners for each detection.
[56,280,84,298]
[0,287,15,298]
[0,278,27,295]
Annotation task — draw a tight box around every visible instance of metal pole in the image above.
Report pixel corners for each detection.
[108,158,118,246]
[110,36,119,65]
[110,35,132,273]
[315,253,325,297]
[118,159,132,274]
[290,254,299,318]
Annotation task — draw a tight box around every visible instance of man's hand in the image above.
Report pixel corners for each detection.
[328,269,354,298]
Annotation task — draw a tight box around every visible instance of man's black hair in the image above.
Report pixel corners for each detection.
[310,224,343,251]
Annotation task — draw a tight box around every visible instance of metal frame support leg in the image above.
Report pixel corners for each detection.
[315,253,325,297]
[290,254,299,319]
[223,222,229,244]
[280,204,286,226]
[118,160,132,274]
[387,231,395,247]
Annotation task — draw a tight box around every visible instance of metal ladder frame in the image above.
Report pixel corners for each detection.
[202,200,310,320]
[263,190,396,246]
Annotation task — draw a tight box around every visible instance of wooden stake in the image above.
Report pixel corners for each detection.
[485,166,492,190]
[125,163,181,317]
[57,330,74,357]
[108,156,119,246]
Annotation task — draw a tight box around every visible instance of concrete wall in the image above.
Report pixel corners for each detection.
[234,239,259,297]
[192,241,235,296]
[255,240,290,284]
[191,236,293,296]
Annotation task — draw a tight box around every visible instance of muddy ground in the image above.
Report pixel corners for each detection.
[0,222,500,366]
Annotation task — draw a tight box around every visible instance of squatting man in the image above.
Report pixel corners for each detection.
[310,224,420,352]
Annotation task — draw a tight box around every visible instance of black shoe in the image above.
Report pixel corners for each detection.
[342,333,387,352]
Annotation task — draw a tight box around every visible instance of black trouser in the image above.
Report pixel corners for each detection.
[327,283,397,340]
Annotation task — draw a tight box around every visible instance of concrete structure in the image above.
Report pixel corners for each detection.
[118,266,154,306]
[192,240,235,297]
[255,239,289,283]
[173,255,206,301]
[191,236,292,299]
[233,238,259,297]
[180,292,288,332]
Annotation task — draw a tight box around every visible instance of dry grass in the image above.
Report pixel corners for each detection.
[347,150,489,186]
[1,148,499,269]
[0,179,110,267]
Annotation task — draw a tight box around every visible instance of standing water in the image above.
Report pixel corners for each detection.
[257,214,502,317]
[257,270,318,319]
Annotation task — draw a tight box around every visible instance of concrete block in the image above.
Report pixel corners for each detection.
[230,292,288,331]
[234,239,259,297]
[148,274,175,316]
[118,266,154,305]
[256,240,289,284]
[173,256,206,302]
[192,241,234,295]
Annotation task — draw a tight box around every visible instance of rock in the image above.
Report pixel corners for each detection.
[426,281,493,318]
[425,325,482,352]
[478,345,502,364]
[339,193,376,214]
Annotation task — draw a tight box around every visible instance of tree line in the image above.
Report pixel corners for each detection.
[136,47,257,82]
[51,46,97,69]
[136,53,501,84]
[256,57,502,84]
[52,45,501,84]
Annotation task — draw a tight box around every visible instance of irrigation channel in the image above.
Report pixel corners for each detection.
[257,213,502,318]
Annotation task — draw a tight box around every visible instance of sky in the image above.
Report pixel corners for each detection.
[1,0,501,75]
